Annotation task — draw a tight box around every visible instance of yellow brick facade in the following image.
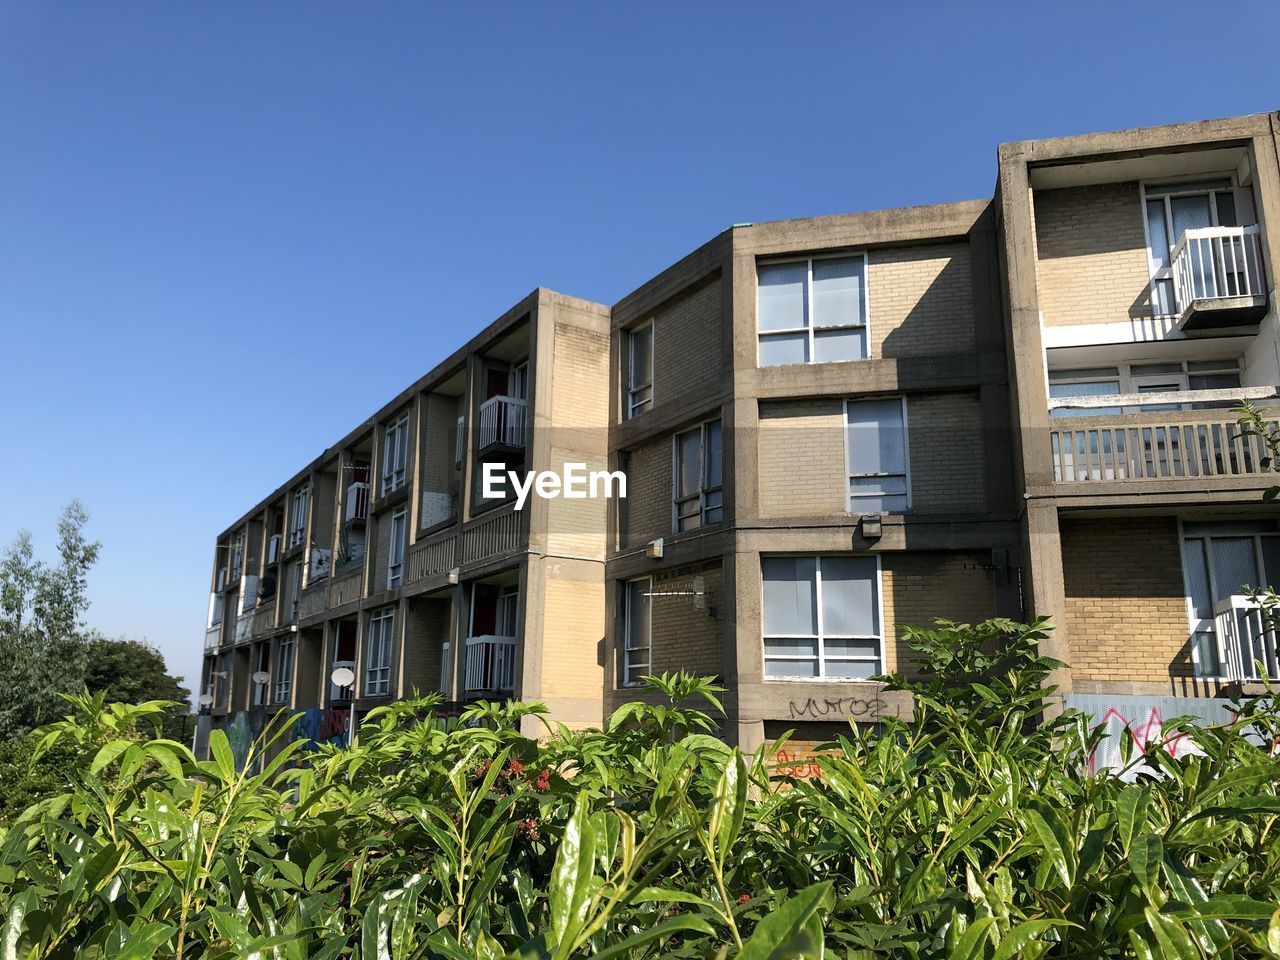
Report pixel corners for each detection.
[1033,182,1154,327]
[868,242,975,357]
[906,392,986,514]
[1061,517,1193,683]
[539,576,606,699]
[646,563,725,680]
[881,552,998,677]
[646,275,722,412]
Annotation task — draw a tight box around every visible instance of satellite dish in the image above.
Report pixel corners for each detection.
[252,671,270,685]
[330,666,355,687]
[198,693,214,706]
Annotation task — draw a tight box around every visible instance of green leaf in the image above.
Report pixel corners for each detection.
[991,919,1076,960]
[1116,785,1150,854]
[1144,907,1200,960]
[89,739,131,775]
[950,916,996,960]
[1022,808,1074,888]
[737,881,831,960]
[2,888,34,960]
[591,915,715,960]
[1129,833,1162,895]
[549,792,597,957]
[709,749,748,862]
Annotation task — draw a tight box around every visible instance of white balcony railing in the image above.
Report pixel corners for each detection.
[1213,596,1280,682]
[477,396,526,450]
[204,625,222,652]
[1172,225,1265,313]
[464,634,516,693]
[234,610,254,645]
[329,659,355,701]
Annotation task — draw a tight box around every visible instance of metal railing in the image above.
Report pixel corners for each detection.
[1048,393,1280,483]
[345,482,370,523]
[477,395,526,450]
[1213,596,1280,682]
[1172,225,1265,312]
[464,635,516,693]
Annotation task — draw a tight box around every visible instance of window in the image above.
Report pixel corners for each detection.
[622,577,652,685]
[231,532,244,580]
[288,486,309,549]
[273,636,295,703]
[285,561,301,623]
[387,508,406,589]
[846,398,909,514]
[673,419,723,531]
[626,322,654,418]
[757,255,868,366]
[1144,180,1241,316]
[382,413,410,495]
[762,556,881,679]
[454,415,465,468]
[253,643,270,706]
[1048,360,1241,417]
[365,607,395,696]
[509,362,529,401]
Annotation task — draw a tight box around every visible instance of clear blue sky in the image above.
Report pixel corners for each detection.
[1,1,1277,694]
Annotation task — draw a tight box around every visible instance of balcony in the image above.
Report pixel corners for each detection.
[1212,596,1280,682]
[1172,226,1268,331]
[204,624,222,652]
[234,610,254,645]
[345,482,370,524]
[477,395,526,452]
[463,635,516,694]
[1048,388,1279,484]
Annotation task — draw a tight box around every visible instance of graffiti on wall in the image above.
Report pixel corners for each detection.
[1065,694,1233,782]
[786,694,906,722]
[293,707,352,750]
[224,710,266,773]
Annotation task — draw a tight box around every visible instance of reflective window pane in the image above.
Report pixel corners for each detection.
[759,332,808,366]
[757,262,808,332]
[814,328,865,363]
[762,557,818,635]
[811,257,864,328]
[819,556,878,637]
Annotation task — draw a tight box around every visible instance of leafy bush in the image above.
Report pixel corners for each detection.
[2,619,1280,958]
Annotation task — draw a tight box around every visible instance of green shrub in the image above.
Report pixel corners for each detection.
[2,620,1279,958]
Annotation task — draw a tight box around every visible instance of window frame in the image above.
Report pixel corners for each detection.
[381,412,410,496]
[1047,358,1242,417]
[288,486,309,549]
[844,396,911,515]
[1139,177,1241,318]
[761,554,885,681]
[626,321,654,419]
[387,507,407,590]
[756,252,870,367]
[671,418,724,532]
[365,607,395,697]
[273,636,295,704]
[621,577,652,687]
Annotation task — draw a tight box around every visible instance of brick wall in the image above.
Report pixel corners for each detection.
[403,596,449,695]
[539,577,605,699]
[420,394,460,529]
[906,392,986,514]
[869,242,975,358]
[645,563,725,681]
[757,400,846,516]
[1033,182,1154,327]
[641,274,722,415]
[1061,517,1192,682]
[621,433,674,548]
[881,552,997,676]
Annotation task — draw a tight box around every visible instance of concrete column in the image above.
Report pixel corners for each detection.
[1023,502,1071,701]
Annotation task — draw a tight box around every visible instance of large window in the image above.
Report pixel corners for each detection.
[365,607,395,696]
[622,577,652,686]
[846,397,909,514]
[382,413,410,495]
[253,643,270,707]
[273,636,295,703]
[387,508,407,589]
[762,556,882,679]
[626,322,654,418]
[757,255,868,366]
[288,486,309,549]
[673,419,723,531]
[232,532,244,580]
[1144,179,1240,317]
[1049,359,1241,418]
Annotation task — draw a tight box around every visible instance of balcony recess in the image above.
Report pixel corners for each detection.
[1172,225,1268,331]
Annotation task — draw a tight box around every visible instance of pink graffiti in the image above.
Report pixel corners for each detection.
[1087,707,1203,777]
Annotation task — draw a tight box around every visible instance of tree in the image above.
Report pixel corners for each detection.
[0,500,101,740]
[84,637,193,741]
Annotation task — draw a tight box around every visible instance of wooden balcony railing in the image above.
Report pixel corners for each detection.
[407,529,456,584]
[251,602,277,637]
[460,504,523,564]
[297,583,329,621]
[329,570,363,608]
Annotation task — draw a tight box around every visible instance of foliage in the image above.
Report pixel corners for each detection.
[3,621,1280,957]
[0,500,101,741]
[84,637,193,741]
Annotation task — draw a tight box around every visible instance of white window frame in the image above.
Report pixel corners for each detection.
[508,361,529,401]
[365,607,395,696]
[273,636,295,704]
[756,253,870,367]
[382,413,410,495]
[1179,522,1280,680]
[845,397,910,515]
[1139,177,1241,319]
[622,577,652,686]
[1047,358,1242,417]
[387,507,407,589]
[626,321,654,418]
[672,419,724,532]
[288,486,309,549]
[762,554,884,680]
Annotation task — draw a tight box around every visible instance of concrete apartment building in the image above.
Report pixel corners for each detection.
[197,110,1280,757]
